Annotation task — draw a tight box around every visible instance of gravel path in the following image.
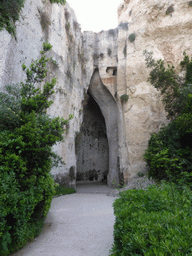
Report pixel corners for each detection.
[12,177,155,256]
[12,184,116,256]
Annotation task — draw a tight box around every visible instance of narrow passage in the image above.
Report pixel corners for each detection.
[12,184,116,256]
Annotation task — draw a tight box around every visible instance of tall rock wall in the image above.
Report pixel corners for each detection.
[0,0,191,187]
[116,0,192,180]
[0,0,87,188]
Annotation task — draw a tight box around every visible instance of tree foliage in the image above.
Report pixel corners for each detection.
[49,0,66,4]
[144,122,192,186]
[143,51,192,186]
[0,0,25,37]
[0,0,66,37]
[144,50,192,120]
[0,43,71,255]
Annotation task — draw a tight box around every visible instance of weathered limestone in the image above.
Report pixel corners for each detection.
[116,0,192,179]
[0,0,191,187]
[0,0,86,188]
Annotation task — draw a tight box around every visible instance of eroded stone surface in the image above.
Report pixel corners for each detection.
[0,0,191,186]
[76,93,109,183]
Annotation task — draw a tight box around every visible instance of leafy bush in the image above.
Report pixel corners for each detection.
[0,0,65,37]
[128,33,136,43]
[54,184,76,197]
[120,94,129,103]
[111,183,192,255]
[143,51,192,186]
[0,44,71,255]
[189,1,192,7]
[166,5,174,15]
[0,0,25,37]
[143,51,192,120]
[144,122,192,186]
[50,0,66,4]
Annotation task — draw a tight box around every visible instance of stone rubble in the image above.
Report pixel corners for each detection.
[107,175,157,197]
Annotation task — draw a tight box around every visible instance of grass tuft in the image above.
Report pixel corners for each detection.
[54,185,76,196]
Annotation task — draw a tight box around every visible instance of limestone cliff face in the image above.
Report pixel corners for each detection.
[0,0,191,187]
[0,0,86,188]
[116,0,192,180]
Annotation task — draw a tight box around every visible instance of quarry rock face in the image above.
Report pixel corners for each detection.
[117,0,192,181]
[0,0,191,187]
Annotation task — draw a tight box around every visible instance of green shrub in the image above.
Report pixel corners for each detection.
[143,51,192,186]
[49,0,66,4]
[144,51,192,120]
[111,183,192,255]
[189,1,192,7]
[43,41,52,52]
[120,94,129,103]
[0,44,71,255]
[144,122,192,186]
[166,5,174,15]
[0,0,25,37]
[128,33,136,43]
[54,184,76,196]
[0,0,65,37]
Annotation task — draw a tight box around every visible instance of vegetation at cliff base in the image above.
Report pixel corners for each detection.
[54,184,76,197]
[111,51,192,255]
[0,43,71,255]
[110,183,192,255]
[143,50,192,186]
[50,0,66,4]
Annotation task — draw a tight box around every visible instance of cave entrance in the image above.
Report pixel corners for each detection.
[76,92,109,184]
[76,69,120,188]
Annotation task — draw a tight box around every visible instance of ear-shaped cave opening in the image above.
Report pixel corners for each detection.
[75,92,109,184]
[106,67,117,76]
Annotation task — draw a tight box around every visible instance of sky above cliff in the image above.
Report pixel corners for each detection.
[67,0,121,32]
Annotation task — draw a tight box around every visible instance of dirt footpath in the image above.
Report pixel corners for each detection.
[12,178,155,256]
[12,184,116,256]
